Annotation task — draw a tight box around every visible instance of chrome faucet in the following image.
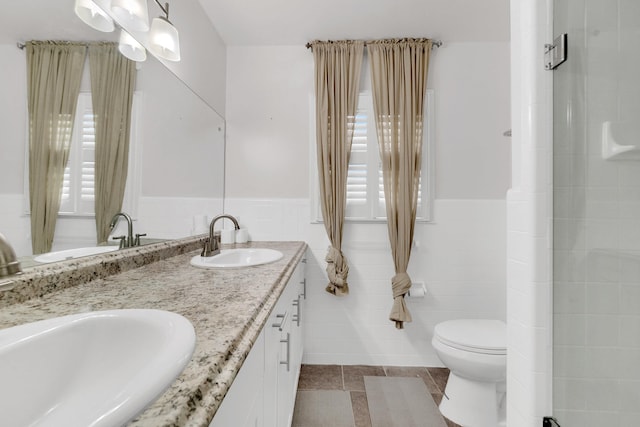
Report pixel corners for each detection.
[0,232,21,278]
[201,214,240,257]
[109,212,145,249]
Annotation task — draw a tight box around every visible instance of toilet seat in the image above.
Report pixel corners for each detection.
[434,319,506,355]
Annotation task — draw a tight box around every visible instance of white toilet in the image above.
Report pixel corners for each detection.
[432,319,507,427]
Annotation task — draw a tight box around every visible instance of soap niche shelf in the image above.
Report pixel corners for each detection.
[602,121,640,160]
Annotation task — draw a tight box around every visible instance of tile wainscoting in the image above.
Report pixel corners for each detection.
[0,195,223,258]
[226,198,507,366]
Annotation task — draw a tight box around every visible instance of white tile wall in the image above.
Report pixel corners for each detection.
[226,197,506,366]
[507,0,553,425]
[136,197,223,239]
[1,195,223,257]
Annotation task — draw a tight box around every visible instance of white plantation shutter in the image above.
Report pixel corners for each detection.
[345,107,370,218]
[311,90,433,222]
[376,162,385,217]
[343,91,433,221]
[25,92,139,218]
[59,93,96,215]
[346,110,367,204]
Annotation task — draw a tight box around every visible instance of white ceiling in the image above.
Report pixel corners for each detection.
[1,0,510,47]
[197,0,510,46]
[0,0,120,44]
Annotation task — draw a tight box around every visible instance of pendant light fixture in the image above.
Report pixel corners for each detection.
[74,0,181,63]
[74,0,115,32]
[118,29,147,62]
[110,0,150,32]
[148,1,181,62]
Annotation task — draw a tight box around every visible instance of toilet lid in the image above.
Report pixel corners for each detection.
[434,319,506,355]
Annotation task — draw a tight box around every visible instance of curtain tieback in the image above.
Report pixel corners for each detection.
[325,245,349,296]
[389,272,412,329]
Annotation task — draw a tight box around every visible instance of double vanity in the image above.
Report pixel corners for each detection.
[0,235,308,426]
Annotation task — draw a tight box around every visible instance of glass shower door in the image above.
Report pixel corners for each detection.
[553,0,640,425]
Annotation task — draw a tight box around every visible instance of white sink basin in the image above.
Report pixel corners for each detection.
[190,248,283,269]
[34,246,119,263]
[0,309,195,427]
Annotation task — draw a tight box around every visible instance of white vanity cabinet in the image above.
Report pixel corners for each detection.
[210,257,306,427]
[290,263,305,390]
[265,259,306,427]
[209,330,265,427]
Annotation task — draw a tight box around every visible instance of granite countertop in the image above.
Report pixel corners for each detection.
[16,238,169,269]
[0,240,308,427]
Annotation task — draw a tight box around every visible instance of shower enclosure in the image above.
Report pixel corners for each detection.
[553,0,640,425]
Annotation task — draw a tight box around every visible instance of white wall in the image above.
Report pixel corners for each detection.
[0,44,26,196]
[225,46,311,198]
[157,0,227,116]
[0,44,30,256]
[430,43,512,199]
[225,42,511,365]
[137,58,225,199]
[225,44,511,199]
[91,0,227,115]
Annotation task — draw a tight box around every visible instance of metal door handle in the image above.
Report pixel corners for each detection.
[280,332,290,371]
[300,278,306,299]
[271,312,288,331]
[292,298,301,326]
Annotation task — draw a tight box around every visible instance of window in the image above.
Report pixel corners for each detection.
[311,90,434,222]
[24,92,140,217]
[59,93,96,215]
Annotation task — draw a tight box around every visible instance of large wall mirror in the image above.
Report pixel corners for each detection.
[0,0,225,266]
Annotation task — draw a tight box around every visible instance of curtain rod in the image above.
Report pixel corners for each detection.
[305,39,443,50]
[16,41,103,50]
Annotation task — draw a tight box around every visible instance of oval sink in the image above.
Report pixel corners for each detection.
[0,309,195,427]
[190,248,283,269]
[34,246,119,263]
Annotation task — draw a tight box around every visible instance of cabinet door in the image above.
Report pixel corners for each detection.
[210,330,265,427]
[277,278,300,427]
[212,256,307,427]
[290,260,306,382]
[264,286,292,427]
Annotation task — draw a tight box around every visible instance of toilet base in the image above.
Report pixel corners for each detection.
[438,373,506,427]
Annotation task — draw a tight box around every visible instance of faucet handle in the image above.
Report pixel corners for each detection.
[201,238,212,257]
[134,233,147,247]
[112,235,126,250]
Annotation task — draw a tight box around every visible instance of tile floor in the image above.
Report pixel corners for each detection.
[295,365,461,427]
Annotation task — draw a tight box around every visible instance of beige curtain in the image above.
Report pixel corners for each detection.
[311,40,364,296]
[368,38,432,329]
[89,43,136,244]
[26,41,86,254]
